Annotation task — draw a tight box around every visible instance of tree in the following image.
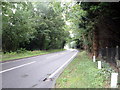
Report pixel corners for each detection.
[2,2,36,52]
[2,2,70,52]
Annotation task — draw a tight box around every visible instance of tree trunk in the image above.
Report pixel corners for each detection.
[93,26,99,57]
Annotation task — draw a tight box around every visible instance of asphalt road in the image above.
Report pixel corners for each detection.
[1,49,78,88]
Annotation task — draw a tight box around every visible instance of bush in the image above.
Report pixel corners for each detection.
[16,48,27,53]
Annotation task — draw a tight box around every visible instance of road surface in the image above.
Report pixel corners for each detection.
[1,49,78,88]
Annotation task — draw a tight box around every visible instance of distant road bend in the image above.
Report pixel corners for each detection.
[1,49,78,88]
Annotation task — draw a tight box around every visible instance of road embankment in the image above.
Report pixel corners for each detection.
[56,51,112,88]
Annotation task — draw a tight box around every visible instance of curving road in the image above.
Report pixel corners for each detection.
[1,49,78,88]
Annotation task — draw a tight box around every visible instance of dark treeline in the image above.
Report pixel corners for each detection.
[2,2,69,52]
[67,2,120,64]
[80,2,120,56]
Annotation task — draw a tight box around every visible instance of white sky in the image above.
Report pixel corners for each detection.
[69,31,74,38]
[65,21,71,26]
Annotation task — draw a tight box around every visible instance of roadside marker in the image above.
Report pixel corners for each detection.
[111,73,118,88]
[98,61,101,69]
[93,56,96,62]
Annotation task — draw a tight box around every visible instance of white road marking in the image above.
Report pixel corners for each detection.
[48,51,78,79]
[0,61,36,73]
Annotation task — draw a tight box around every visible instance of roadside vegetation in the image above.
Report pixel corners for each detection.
[56,51,114,88]
[2,49,65,62]
[2,2,70,52]
[2,2,69,62]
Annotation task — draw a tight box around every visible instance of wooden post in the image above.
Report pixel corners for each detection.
[116,46,119,60]
[116,46,120,88]
[106,47,109,61]
[116,46,119,66]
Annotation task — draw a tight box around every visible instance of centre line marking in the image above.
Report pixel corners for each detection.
[0,61,36,73]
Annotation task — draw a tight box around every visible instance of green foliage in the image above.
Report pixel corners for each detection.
[2,2,70,52]
[2,2,35,52]
[62,2,93,50]
[3,1,119,52]
[16,48,27,53]
[62,2,120,52]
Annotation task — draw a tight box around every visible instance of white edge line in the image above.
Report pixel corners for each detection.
[48,51,78,79]
[0,61,36,73]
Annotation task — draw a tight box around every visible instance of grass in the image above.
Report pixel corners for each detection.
[56,51,113,88]
[1,49,65,62]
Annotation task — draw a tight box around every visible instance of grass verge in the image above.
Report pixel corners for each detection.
[1,49,65,62]
[56,51,114,88]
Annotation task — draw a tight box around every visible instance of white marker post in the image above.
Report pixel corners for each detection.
[93,56,96,62]
[111,73,118,88]
[98,61,101,69]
